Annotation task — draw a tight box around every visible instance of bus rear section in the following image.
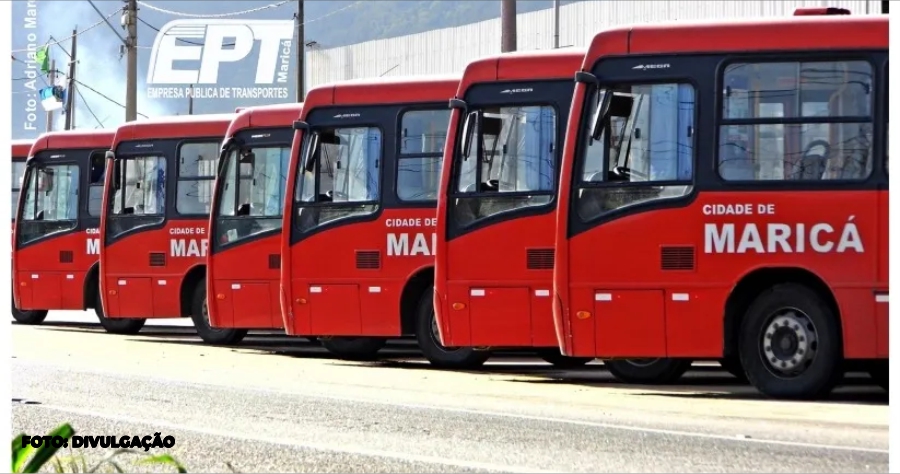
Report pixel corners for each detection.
[281,76,490,367]
[12,130,113,325]
[99,114,235,335]
[553,9,888,399]
[205,103,303,345]
[434,50,600,369]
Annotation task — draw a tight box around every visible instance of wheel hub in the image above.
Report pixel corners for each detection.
[761,310,816,376]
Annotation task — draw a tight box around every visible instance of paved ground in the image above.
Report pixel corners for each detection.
[11,312,889,473]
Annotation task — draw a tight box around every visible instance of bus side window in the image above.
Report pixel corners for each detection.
[87,151,106,217]
[717,60,873,182]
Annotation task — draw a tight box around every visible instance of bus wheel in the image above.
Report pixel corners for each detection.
[867,360,888,392]
[415,286,489,369]
[11,299,48,325]
[94,289,145,335]
[190,280,247,346]
[718,356,748,382]
[535,348,594,369]
[738,283,841,400]
[320,337,386,361]
[604,358,691,384]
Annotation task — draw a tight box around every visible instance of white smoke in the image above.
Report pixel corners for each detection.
[36,1,177,131]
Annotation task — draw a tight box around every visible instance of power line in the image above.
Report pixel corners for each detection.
[75,86,105,128]
[10,8,120,53]
[87,0,127,45]
[67,76,150,119]
[136,0,290,18]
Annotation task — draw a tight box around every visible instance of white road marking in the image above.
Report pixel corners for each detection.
[26,404,555,474]
[15,359,888,455]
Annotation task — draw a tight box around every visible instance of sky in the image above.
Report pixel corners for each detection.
[11,1,326,138]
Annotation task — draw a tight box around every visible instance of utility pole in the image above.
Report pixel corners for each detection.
[295,0,304,101]
[500,0,516,53]
[124,0,138,122]
[188,85,194,115]
[45,59,55,132]
[64,29,77,130]
[552,0,559,49]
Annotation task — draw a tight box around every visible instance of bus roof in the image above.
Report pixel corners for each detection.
[12,139,34,158]
[226,102,304,137]
[112,113,236,143]
[28,129,116,158]
[583,12,886,69]
[300,75,460,117]
[456,48,587,97]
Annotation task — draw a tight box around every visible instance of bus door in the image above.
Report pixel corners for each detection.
[288,107,387,336]
[876,60,888,356]
[445,80,572,347]
[212,128,293,328]
[103,141,173,317]
[16,148,105,310]
[567,56,704,358]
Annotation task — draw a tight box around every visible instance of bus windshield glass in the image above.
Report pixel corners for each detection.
[18,162,80,243]
[215,144,290,245]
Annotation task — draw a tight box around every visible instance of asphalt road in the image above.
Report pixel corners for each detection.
[11,312,890,473]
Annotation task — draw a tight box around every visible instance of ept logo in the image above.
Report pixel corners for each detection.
[147,19,294,85]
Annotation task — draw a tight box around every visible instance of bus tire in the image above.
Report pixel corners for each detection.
[867,360,888,392]
[415,286,489,369]
[604,358,691,384]
[536,348,594,369]
[320,337,386,360]
[718,356,748,382]
[94,288,145,335]
[11,299,48,325]
[738,283,841,400]
[190,280,247,346]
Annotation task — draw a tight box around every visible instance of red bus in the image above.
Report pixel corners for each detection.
[12,130,113,325]
[204,103,302,344]
[11,139,31,229]
[98,114,235,334]
[281,76,497,367]
[11,139,33,321]
[433,50,599,368]
[552,8,888,398]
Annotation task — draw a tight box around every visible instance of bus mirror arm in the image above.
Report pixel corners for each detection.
[449,98,467,110]
[293,120,309,131]
[105,150,115,161]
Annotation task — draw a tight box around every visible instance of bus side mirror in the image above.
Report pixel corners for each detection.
[590,90,613,141]
[459,111,477,161]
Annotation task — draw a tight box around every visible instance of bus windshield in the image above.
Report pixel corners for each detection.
[18,162,80,243]
[215,144,290,245]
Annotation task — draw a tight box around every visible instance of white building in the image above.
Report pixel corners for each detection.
[302,0,883,90]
